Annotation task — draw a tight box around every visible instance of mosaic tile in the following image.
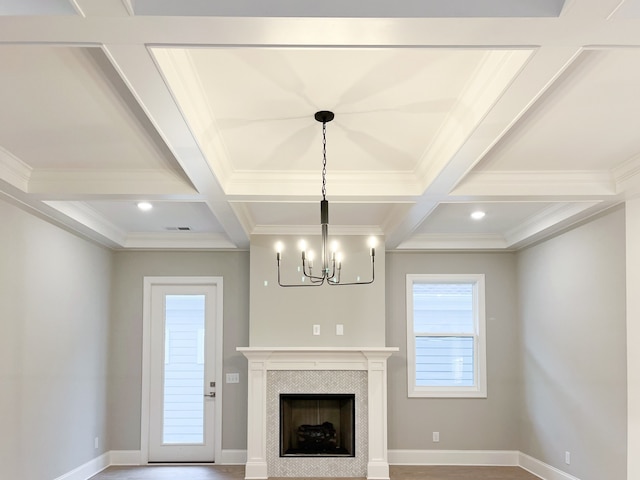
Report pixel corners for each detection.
[266,370,368,477]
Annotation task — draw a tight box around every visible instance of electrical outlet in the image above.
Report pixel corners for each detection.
[336,324,344,335]
[226,373,240,383]
[565,451,571,465]
[432,431,440,442]
[313,324,321,335]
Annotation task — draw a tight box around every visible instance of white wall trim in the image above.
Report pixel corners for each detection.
[388,450,579,480]
[107,449,247,466]
[52,449,245,480]
[518,452,581,480]
[388,449,518,466]
[55,449,580,480]
[52,452,110,480]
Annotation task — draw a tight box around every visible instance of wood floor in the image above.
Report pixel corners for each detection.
[89,465,542,480]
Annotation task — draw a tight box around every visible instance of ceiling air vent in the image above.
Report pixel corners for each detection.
[166,226,192,231]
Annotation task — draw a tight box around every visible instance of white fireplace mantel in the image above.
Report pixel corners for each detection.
[238,347,398,480]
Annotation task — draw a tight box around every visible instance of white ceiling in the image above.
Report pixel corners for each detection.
[0,0,639,251]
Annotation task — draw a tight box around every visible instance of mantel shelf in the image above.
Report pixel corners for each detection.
[237,346,398,353]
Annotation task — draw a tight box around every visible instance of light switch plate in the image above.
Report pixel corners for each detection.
[226,373,240,384]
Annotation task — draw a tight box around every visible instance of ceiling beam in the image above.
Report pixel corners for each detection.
[102,44,250,248]
[386,45,584,248]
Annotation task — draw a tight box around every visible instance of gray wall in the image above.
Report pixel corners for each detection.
[517,207,627,480]
[109,250,250,451]
[249,234,385,347]
[386,251,521,450]
[0,197,112,480]
[0,193,629,477]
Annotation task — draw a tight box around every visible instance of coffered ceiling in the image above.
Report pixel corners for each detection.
[1,0,639,250]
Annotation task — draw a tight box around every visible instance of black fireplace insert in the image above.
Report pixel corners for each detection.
[279,393,355,457]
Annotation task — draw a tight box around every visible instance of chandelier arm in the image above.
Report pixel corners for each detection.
[327,258,375,286]
[302,259,326,282]
[325,257,339,282]
[277,262,326,287]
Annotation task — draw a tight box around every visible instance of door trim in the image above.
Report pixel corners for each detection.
[140,276,223,464]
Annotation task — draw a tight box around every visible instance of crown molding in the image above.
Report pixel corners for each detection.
[252,224,384,236]
[123,232,237,249]
[228,202,255,237]
[0,147,32,192]
[226,170,421,197]
[612,153,640,194]
[396,233,508,250]
[504,201,601,248]
[121,0,134,16]
[28,169,198,195]
[44,201,128,246]
[451,170,615,196]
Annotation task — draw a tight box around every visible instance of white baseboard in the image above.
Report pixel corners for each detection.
[519,452,581,480]
[388,449,519,466]
[53,452,110,480]
[106,449,245,465]
[388,450,579,480]
[57,449,579,480]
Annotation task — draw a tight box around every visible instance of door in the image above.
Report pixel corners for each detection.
[147,282,218,462]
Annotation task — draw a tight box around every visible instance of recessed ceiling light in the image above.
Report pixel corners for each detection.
[471,211,486,220]
[137,202,153,211]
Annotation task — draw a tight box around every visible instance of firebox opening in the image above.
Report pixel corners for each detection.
[279,393,355,457]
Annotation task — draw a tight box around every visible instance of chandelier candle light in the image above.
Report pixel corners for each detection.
[275,111,376,287]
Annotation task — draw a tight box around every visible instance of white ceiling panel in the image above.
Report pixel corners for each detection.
[0,0,636,250]
[153,46,529,198]
[0,45,184,174]
[415,202,557,235]
[156,47,487,173]
[610,0,640,18]
[0,0,78,16]
[86,200,225,233]
[475,48,640,173]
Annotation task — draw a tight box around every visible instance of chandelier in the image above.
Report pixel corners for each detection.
[275,111,376,287]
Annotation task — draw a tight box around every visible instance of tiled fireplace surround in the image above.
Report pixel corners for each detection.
[238,348,397,479]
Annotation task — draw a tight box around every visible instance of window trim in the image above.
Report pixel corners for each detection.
[406,273,487,398]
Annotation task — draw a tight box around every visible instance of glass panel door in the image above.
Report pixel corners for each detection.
[148,284,217,462]
[163,294,205,444]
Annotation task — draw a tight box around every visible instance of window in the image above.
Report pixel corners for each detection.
[406,274,486,398]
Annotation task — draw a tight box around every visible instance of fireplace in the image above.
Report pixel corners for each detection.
[280,393,355,457]
[238,347,396,479]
